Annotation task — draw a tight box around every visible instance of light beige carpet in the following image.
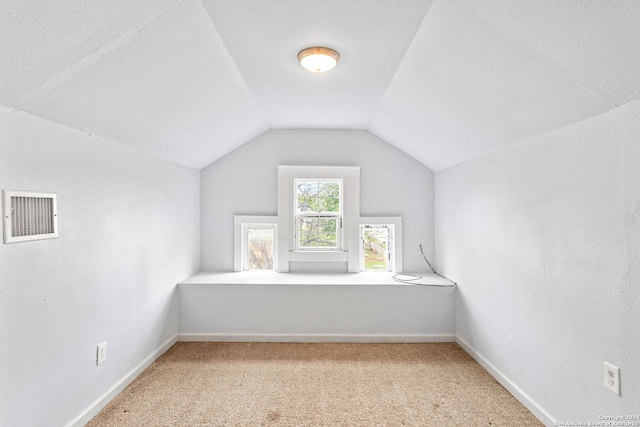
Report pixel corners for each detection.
[87,342,542,426]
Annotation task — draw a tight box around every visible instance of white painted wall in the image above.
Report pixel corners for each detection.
[201,129,435,272]
[193,130,445,338]
[178,272,455,339]
[435,101,640,423]
[0,107,200,427]
[179,283,455,340]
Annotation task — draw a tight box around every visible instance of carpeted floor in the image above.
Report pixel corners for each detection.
[87,342,543,426]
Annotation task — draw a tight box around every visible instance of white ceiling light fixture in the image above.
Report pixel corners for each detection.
[297,47,340,73]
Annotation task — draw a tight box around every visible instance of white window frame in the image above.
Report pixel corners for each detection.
[359,217,403,273]
[278,166,360,272]
[233,215,278,272]
[293,178,343,252]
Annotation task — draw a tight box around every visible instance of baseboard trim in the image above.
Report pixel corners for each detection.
[455,336,556,427]
[178,333,456,343]
[64,334,178,427]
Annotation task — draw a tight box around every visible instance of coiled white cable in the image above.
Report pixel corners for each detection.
[391,245,457,288]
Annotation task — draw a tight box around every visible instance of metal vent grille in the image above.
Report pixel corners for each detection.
[3,190,58,243]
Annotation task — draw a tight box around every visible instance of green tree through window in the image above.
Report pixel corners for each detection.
[295,180,341,249]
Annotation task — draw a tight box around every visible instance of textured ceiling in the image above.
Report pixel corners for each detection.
[2,1,639,170]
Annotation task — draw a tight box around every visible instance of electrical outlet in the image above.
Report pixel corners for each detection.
[604,362,620,395]
[97,342,107,365]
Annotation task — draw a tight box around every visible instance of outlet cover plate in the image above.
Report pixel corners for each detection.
[97,342,107,365]
[604,362,620,395]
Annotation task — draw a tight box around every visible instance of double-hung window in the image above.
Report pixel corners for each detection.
[278,166,360,272]
[294,179,342,251]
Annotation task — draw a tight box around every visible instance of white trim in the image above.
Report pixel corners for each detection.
[278,166,360,272]
[277,165,363,172]
[455,336,556,427]
[359,216,403,273]
[287,250,348,262]
[64,335,178,427]
[293,178,343,251]
[178,333,455,343]
[179,271,451,286]
[233,215,278,272]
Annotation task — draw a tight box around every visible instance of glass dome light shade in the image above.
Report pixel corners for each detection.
[297,47,340,73]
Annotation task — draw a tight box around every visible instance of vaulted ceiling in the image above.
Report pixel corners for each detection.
[2,1,639,171]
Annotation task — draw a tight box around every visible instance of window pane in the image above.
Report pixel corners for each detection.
[296,180,340,213]
[297,197,314,212]
[363,227,388,271]
[297,181,317,196]
[319,181,339,198]
[321,197,340,212]
[297,181,318,209]
[298,217,338,248]
[248,228,274,270]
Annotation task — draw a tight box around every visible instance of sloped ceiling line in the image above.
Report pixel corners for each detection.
[3,0,186,105]
[2,1,639,171]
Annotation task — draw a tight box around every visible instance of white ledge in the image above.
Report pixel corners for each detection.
[179,271,455,287]
[287,251,349,262]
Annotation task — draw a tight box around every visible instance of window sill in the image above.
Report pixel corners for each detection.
[179,271,454,287]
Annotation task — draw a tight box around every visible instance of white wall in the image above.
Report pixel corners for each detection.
[435,101,640,423]
[178,272,456,339]
[0,107,200,427]
[201,129,435,272]
[191,130,447,339]
[179,282,455,339]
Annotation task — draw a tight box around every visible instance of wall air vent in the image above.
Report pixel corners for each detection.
[3,190,58,244]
